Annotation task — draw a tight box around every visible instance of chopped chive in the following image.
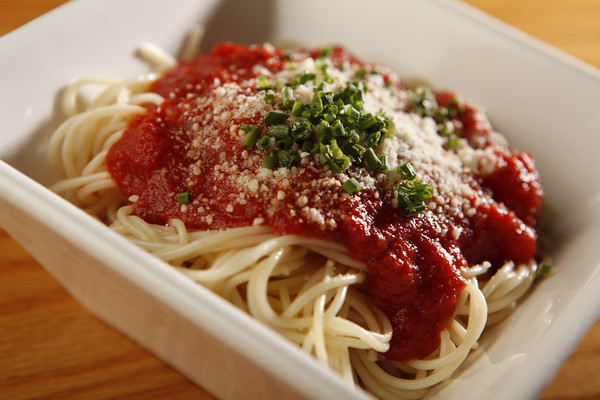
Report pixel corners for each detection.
[268,124,290,140]
[354,67,367,80]
[291,71,316,86]
[291,101,305,116]
[276,148,300,168]
[343,143,365,159]
[290,118,311,142]
[263,111,289,124]
[176,191,191,204]
[262,152,277,169]
[256,76,272,91]
[301,140,312,153]
[317,46,332,58]
[398,162,417,180]
[241,124,261,149]
[280,86,295,109]
[446,136,460,150]
[367,131,381,147]
[264,92,275,104]
[536,263,552,276]
[404,203,427,217]
[256,136,271,151]
[331,119,346,138]
[378,155,388,171]
[363,148,385,171]
[438,120,454,136]
[342,178,363,195]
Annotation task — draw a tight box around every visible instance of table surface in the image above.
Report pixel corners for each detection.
[1,1,599,399]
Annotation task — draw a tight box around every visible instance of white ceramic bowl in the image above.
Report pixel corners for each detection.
[1,1,600,399]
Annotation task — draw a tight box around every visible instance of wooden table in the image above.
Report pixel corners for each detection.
[1,1,599,399]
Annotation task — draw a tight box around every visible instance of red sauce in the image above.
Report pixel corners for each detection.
[106,43,542,362]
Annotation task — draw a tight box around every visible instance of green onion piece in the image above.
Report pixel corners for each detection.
[268,124,290,140]
[446,136,460,150]
[280,86,295,109]
[241,124,261,149]
[397,162,417,180]
[343,143,365,159]
[396,179,433,217]
[536,263,552,276]
[446,97,464,117]
[404,203,427,217]
[278,148,300,168]
[358,114,378,132]
[311,91,324,112]
[256,136,271,151]
[342,178,363,195]
[301,140,312,153]
[363,148,384,171]
[257,76,272,91]
[291,101,305,117]
[317,46,332,58]
[367,131,381,147]
[291,71,316,86]
[291,118,312,142]
[264,92,275,104]
[331,119,346,138]
[348,130,360,144]
[176,191,191,204]
[378,155,388,171]
[262,152,277,169]
[432,107,448,123]
[276,136,294,149]
[317,120,331,141]
[263,111,289,124]
[438,120,455,136]
[408,87,438,116]
[345,106,361,124]
[354,67,367,80]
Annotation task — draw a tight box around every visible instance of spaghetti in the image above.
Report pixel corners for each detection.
[48,40,544,399]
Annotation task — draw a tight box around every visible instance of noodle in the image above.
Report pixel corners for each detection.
[47,39,544,399]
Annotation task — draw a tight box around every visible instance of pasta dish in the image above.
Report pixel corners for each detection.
[48,39,548,399]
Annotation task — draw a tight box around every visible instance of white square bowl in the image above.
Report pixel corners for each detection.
[1,1,600,399]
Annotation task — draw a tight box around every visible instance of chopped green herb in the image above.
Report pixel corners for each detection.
[264,92,275,104]
[354,67,367,80]
[249,67,435,218]
[268,124,290,140]
[290,118,312,142]
[342,178,363,195]
[256,136,271,151]
[176,191,191,204]
[277,148,300,167]
[279,86,295,109]
[256,75,273,91]
[263,111,289,124]
[317,46,332,58]
[536,263,552,277]
[438,120,454,136]
[363,148,385,171]
[408,87,437,116]
[240,124,261,149]
[290,71,316,86]
[262,152,277,169]
[446,136,460,150]
[396,179,433,217]
[397,162,417,180]
[290,101,305,117]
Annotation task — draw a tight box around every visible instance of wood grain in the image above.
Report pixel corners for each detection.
[1,1,599,399]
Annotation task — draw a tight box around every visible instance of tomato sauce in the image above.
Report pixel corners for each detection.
[106,43,542,362]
